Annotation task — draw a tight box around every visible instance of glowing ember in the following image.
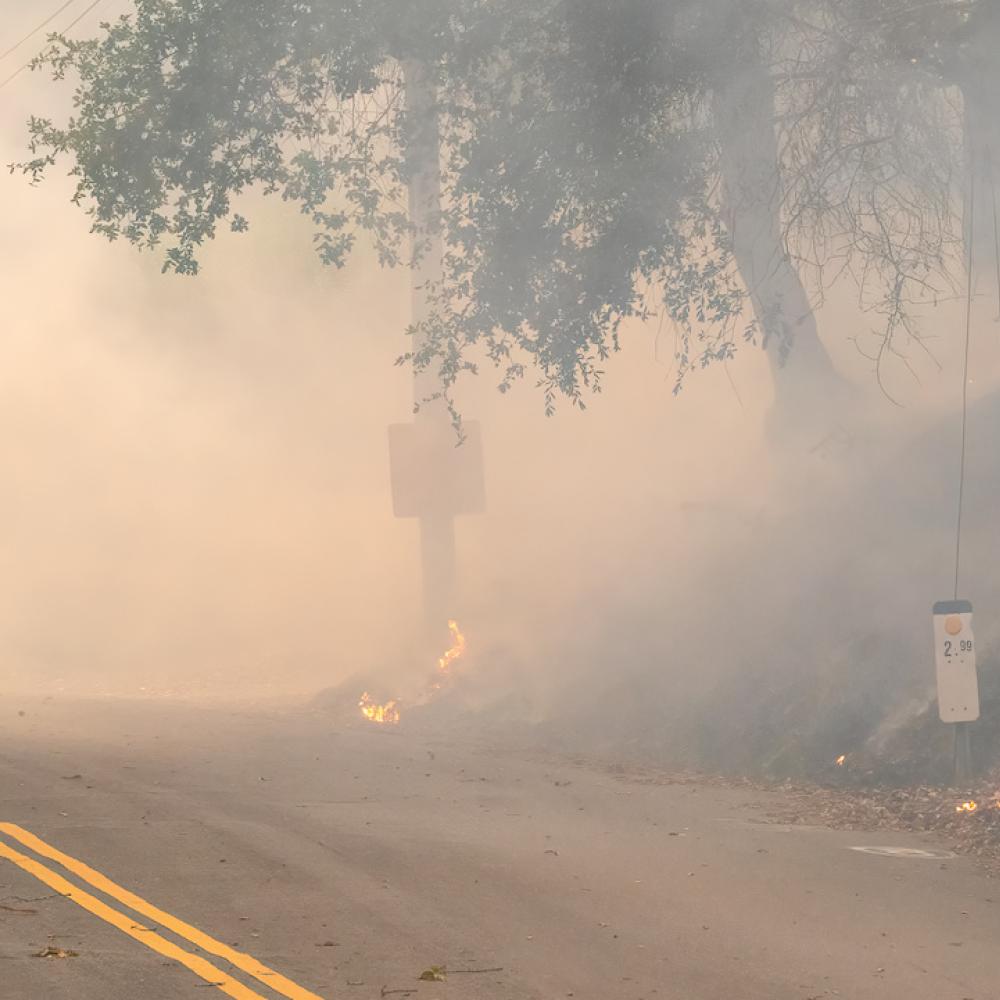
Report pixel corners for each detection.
[956,800,978,814]
[438,619,467,674]
[359,692,400,725]
[835,755,846,767]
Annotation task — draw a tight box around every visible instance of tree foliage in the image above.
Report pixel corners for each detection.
[424,0,749,408]
[19,0,748,411]
[17,0,991,410]
[768,1,970,387]
[679,1,975,397]
[20,2,410,274]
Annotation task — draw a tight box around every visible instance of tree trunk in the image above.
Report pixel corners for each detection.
[713,49,851,445]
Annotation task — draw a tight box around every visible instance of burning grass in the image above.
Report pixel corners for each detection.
[437,620,466,676]
[358,620,467,726]
[359,692,400,725]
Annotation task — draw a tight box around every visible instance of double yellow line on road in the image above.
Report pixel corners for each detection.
[0,823,325,1000]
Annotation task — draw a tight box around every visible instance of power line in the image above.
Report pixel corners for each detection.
[989,148,1000,319]
[0,58,34,92]
[62,0,105,34]
[0,0,104,92]
[0,1,78,62]
[953,158,976,601]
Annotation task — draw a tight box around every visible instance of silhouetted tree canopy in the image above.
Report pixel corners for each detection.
[19,0,995,411]
[18,0,746,410]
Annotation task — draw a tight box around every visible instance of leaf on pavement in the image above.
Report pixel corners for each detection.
[33,946,79,959]
[418,966,447,981]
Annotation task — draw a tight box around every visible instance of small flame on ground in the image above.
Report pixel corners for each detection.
[359,692,400,725]
[956,800,978,814]
[359,620,467,725]
[438,619,467,674]
[835,754,846,766]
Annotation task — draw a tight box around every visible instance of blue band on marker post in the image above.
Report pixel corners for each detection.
[933,600,972,615]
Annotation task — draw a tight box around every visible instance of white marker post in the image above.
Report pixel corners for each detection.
[932,599,978,784]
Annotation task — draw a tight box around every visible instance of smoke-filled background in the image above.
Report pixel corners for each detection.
[1,1,1000,780]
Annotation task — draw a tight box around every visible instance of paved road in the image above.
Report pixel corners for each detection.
[0,697,996,1000]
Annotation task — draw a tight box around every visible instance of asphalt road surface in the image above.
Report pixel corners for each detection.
[0,698,997,1000]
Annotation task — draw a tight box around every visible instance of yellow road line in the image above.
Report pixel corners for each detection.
[0,838,267,1000]
[0,823,325,1000]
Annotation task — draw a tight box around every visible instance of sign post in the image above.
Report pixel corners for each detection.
[388,419,486,633]
[932,599,979,784]
[398,59,486,645]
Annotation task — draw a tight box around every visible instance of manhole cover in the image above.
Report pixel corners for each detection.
[849,846,955,860]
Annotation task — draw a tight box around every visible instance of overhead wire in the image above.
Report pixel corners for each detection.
[990,147,1000,319]
[0,0,104,92]
[0,0,78,62]
[953,156,976,601]
[61,0,106,34]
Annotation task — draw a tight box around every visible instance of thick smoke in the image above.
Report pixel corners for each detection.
[2,3,1000,785]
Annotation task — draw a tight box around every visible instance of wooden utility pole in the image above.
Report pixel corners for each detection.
[402,57,456,643]
[387,61,485,650]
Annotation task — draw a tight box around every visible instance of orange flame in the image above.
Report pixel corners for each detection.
[359,692,400,725]
[835,755,846,766]
[359,620,468,725]
[438,619,467,674]
[956,800,978,814]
